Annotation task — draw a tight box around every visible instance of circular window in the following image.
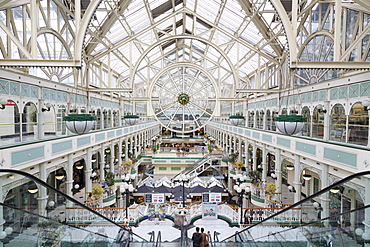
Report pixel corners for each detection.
[150,65,216,133]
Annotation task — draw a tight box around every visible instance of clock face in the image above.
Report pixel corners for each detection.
[178,93,190,105]
[150,65,216,133]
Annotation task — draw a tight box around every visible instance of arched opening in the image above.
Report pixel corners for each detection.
[329,104,346,142]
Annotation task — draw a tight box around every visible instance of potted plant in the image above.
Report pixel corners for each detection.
[248,170,261,186]
[265,182,277,198]
[228,153,237,164]
[92,184,104,200]
[105,171,115,186]
[235,161,244,170]
[207,144,213,153]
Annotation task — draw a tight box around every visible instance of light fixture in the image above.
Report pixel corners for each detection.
[63,114,96,135]
[28,185,39,194]
[4,227,12,235]
[0,231,6,239]
[91,157,97,163]
[42,103,52,112]
[274,115,307,136]
[229,115,245,126]
[302,173,312,181]
[312,201,320,208]
[288,185,296,193]
[7,174,14,179]
[270,173,277,180]
[75,163,84,170]
[286,164,294,171]
[74,184,80,189]
[124,115,140,125]
[355,228,364,236]
[0,98,7,110]
[48,200,55,207]
[330,187,340,193]
[55,170,65,180]
[316,104,327,113]
[105,149,111,154]
[362,99,370,110]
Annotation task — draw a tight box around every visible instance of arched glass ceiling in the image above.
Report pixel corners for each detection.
[84,0,287,97]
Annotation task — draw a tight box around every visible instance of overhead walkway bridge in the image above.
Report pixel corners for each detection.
[0,169,368,246]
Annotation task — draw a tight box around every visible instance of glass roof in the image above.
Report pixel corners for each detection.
[84,0,287,97]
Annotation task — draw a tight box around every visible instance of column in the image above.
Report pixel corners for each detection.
[365,177,370,247]
[100,146,105,181]
[275,149,282,202]
[118,138,123,168]
[252,142,257,171]
[0,177,3,247]
[101,111,104,130]
[85,147,92,194]
[124,138,128,162]
[323,100,330,141]
[237,138,242,161]
[244,140,249,171]
[320,163,330,225]
[261,144,267,182]
[37,99,45,140]
[293,154,301,203]
[110,142,115,173]
[38,162,48,218]
[262,112,267,130]
[66,154,74,208]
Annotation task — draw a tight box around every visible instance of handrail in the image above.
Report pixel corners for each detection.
[221,170,370,241]
[155,231,162,247]
[149,230,155,242]
[0,169,149,242]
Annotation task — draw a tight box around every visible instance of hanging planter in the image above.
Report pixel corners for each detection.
[274,115,306,136]
[229,115,245,126]
[63,114,96,135]
[124,115,140,125]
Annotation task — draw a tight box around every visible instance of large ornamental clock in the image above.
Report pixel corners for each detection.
[150,64,217,134]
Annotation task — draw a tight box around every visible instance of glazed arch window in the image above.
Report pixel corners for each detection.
[329,104,346,143]
[348,102,368,146]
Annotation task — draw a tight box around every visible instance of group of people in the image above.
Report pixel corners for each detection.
[192,227,209,247]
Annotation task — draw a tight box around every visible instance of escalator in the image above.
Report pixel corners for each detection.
[210,170,370,246]
[0,169,150,246]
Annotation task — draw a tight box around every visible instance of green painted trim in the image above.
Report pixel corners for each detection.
[171,167,181,170]
[251,195,265,203]
[152,157,199,160]
[296,141,316,155]
[159,167,167,170]
[12,146,44,165]
[103,195,116,203]
[324,148,357,167]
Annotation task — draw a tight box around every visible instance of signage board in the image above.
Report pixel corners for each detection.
[202,192,221,203]
[144,193,165,203]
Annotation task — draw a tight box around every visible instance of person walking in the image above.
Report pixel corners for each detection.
[192,227,202,247]
[329,207,339,238]
[200,228,209,247]
[244,209,251,224]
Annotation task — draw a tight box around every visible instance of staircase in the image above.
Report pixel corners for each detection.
[172,153,224,180]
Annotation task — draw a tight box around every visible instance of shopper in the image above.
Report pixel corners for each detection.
[200,228,209,247]
[192,227,202,247]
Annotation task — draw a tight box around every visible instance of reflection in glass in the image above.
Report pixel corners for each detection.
[348,102,368,146]
[329,104,346,143]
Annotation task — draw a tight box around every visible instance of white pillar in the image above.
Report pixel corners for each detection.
[293,155,301,203]
[275,149,282,202]
[38,162,48,218]
[252,142,257,171]
[321,163,330,226]
[261,144,267,182]
[66,154,74,208]
[100,146,105,181]
[110,142,115,173]
[85,147,92,193]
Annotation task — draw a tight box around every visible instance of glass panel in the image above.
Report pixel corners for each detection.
[348,102,368,146]
[0,169,148,246]
[329,104,346,143]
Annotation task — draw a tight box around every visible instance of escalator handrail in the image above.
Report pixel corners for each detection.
[0,168,149,242]
[0,201,117,242]
[155,231,162,247]
[221,170,370,241]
